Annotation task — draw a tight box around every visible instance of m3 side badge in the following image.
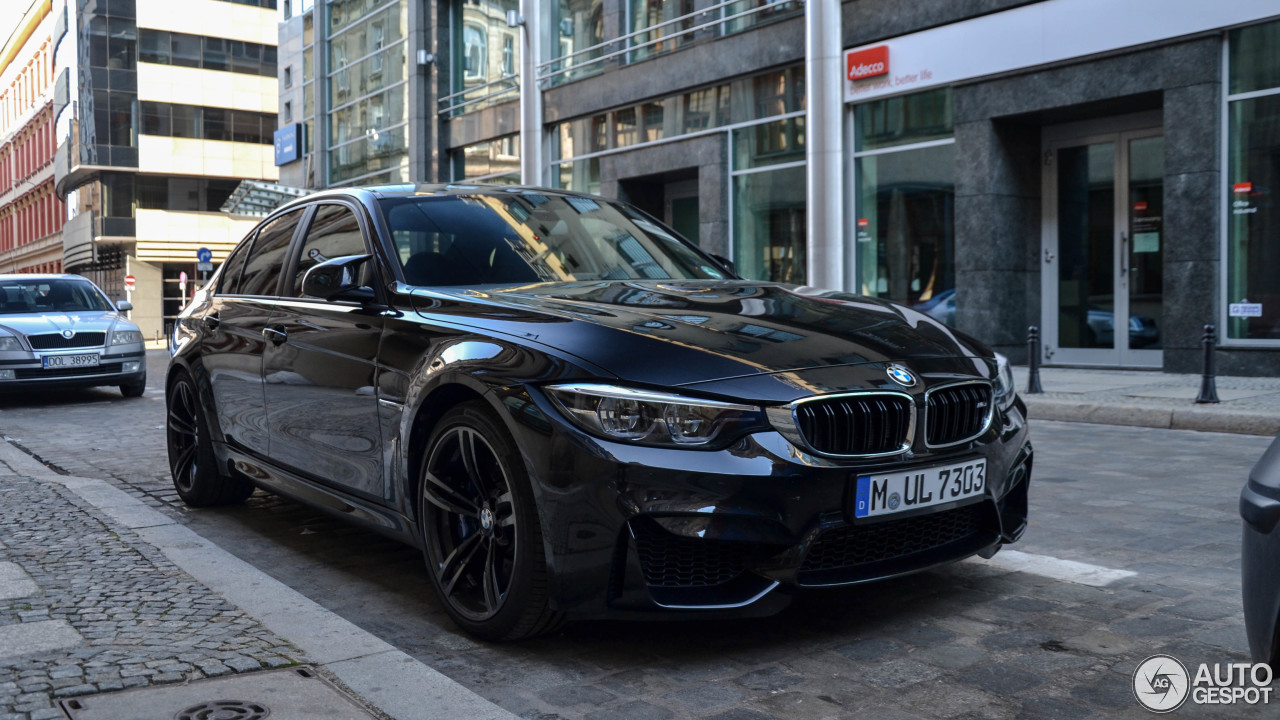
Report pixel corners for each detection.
[886,364,916,387]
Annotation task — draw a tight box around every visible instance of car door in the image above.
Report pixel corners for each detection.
[261,201,386,500]
[203,208,306,457]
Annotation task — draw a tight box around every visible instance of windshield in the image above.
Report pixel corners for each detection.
[379,193,727,286]
[0,278,116,314]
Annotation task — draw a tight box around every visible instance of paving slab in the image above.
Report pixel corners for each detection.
[0,621,82,659]
[0,563,38,601]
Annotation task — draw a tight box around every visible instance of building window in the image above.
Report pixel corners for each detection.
[442,0,519,116]
[627,0,693,63]
[283,101,293,124]
[852,88,955,324]
[450,134,521,183]
[284,66,293,87]
[544,0,603,87]
[1225,19,1280,342]
[732,117,806,284]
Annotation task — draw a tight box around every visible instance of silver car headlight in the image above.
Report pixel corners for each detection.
[545,383,765,448]
[992,352,1017,411]
[0,335,22,351]
[111,329,144,345]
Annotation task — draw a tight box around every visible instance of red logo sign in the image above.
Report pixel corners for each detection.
[857,218,869,227]
[1233,182,1253,194]
[1133,201,1148,212]
[847,46,889,81]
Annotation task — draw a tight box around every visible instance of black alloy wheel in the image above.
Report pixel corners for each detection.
[166,372,253,507]
[420,402,562,640]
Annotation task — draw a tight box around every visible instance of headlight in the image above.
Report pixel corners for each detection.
[111,329,144,345]
[0,335,22,351]
[545,383,765,448]
[992,352,1016,411]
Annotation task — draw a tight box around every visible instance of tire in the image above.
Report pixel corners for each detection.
[418,401,564,641]
[166,371,253,507]
[119,373,146,398]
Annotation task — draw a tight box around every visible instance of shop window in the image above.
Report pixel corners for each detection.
[852,88,955,322]
[731,118,807,284]
[1226,19,1280,341]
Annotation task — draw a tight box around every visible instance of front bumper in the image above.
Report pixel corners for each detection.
[0,348,146,390]
[499,388,1033,619]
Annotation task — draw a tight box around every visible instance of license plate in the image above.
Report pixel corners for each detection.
[854,458,987,519]
[42,354,100,369]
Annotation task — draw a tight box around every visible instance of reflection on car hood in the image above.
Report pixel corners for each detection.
[0,311,129,338]
[412,280,992,389]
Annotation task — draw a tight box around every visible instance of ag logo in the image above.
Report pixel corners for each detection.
[1133,654,1190,713]
[886,364,916,387]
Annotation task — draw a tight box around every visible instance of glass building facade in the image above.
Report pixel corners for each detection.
[326,0,410,185]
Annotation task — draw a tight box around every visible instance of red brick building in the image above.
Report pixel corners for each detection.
[0,0,64,275]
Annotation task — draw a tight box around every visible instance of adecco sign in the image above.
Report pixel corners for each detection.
[846,45,888,81]
[842,0,1280,104]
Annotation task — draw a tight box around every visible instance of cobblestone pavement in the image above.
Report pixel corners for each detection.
[0,475,302,719]
[0,353,1275,718]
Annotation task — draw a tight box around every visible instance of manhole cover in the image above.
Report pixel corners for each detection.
[174,699,271,720]
[61,668,374,720]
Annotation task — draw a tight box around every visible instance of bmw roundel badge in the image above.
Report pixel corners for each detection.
[886,364,916,387]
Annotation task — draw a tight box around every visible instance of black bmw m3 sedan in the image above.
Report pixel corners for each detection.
[167,185,1033,640]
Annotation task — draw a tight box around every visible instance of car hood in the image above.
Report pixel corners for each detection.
[0,311,131,338]
[410,280,993,392]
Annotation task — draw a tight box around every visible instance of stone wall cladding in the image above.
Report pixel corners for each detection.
[0,476,301,720]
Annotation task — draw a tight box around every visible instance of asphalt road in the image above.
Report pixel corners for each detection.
[0,349,1274,719]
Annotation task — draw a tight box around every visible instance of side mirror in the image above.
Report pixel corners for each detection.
[116,300,133,312]
[710,253,737,277]
[302,254,376,303]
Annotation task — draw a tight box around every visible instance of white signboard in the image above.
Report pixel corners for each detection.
[1230,303,1264,318]
[844,0,1280,103]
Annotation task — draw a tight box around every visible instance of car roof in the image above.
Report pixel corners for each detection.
[0,274,92,282]
[272,183,598,215]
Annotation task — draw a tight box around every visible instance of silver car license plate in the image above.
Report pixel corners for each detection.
[42,354,100,369]
[854,458,987,519]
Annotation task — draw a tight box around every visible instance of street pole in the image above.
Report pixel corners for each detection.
[804,0,844,291]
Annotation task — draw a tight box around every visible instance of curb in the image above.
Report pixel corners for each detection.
[0,440,515,720]
[1024,397,1280,436]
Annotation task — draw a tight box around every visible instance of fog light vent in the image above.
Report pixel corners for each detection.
[0,369,13,380]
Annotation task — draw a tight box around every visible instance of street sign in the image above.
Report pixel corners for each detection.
[197,262,214,272]
[196,247,212,263]
[124,275,136,288]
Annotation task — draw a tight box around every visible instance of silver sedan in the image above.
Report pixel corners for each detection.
[0,274,146,396]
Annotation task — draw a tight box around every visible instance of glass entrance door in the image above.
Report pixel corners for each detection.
[1043,127,1163,367]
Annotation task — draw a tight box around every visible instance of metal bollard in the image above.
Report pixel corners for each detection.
[1026,326,1044,394]
[1195,324,1220,404]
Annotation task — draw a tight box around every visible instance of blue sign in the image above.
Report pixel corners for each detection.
[274,123,302,166]
[196,247,212,263]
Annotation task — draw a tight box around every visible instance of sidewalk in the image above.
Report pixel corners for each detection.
[1014,366,1280,436]
[0,442,514,720]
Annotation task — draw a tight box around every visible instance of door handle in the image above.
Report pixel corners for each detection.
[1120,232,1129,277]
[202,313,220,330]
[263,326,287,346]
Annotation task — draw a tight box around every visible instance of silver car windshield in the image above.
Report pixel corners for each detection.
[0,279,115,314]
[379,194,727,286]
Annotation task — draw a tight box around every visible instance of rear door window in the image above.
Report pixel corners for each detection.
[239,209,305,297]
[291,203,369,297]
[215,236,252,295]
